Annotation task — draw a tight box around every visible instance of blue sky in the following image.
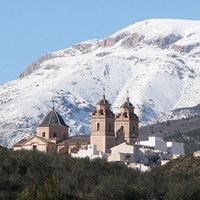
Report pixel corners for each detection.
[1,0,200,85]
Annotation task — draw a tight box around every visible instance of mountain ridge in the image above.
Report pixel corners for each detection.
[1,19,200,147]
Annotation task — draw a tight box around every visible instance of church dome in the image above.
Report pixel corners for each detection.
[97,94,110,105]
[38,107,69,127]
[121,97,134,108]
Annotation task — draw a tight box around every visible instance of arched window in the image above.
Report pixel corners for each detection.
[42,132,45,137]
[53,132,57,137]
[99,109,103,115]
[124,112,128,117]
[97,123,100,131]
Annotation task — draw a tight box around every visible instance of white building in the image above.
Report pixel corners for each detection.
[135,146,160,166]
[166,141,184,155]
[139,136,184,156]
[71,144,104,159]
[194,151,200,157]
[106,136,184,168]
[107,142,135,163]
[107,142,153,171]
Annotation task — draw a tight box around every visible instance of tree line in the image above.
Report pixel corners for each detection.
[0,146,200,200]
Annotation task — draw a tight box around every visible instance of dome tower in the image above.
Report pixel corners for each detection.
[115,92,139,144]
[37,106,69,143]
[90,90,115,153]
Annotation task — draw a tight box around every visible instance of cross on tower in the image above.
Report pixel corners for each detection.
[126,89,130,103]
[52,98,55,110]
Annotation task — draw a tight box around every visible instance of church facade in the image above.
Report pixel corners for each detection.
[13,107,70,153]
[91,94,139,153]
[13,94,139,154]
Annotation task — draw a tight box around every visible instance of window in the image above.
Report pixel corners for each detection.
[53,133,57,137]
[100,109,104,115]
[133,126,135,135]
[97,123,100,131]
[124,112,127,117]
[42,132,45,137]
[109,123,111,131]
[33,145,37,150]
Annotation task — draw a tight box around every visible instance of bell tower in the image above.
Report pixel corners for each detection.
[115,91,139,144]
[90,90,115,153]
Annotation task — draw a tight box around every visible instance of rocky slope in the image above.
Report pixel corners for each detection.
[1,19,200,147]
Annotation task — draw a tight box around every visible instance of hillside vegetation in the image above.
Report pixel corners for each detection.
[164,128,200,155]
[139,115,200,139]
[1,147,200,200]
[140,115,200,155]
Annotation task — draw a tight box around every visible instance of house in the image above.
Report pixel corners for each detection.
[139,136,184,156]
[107,142,135,163]
[194,151,200,157]
[71,144,104,159]
[106,136,185,167]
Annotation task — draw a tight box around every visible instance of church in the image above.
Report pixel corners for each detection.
[91,93,138,153]
[13,93,139,154]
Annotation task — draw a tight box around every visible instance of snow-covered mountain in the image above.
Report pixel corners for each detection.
[1,19,200,147]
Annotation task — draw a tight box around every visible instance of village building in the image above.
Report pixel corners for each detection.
[107,142,135,163]
[13,107,69,152]
[90,92,139,153]
[139,136,185,156]
[13,92,184,167]
[194,150,200,157]
[90,94,116,153]
[71,144,104,159]
[115,95,139,145]
[13,92,139,153]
